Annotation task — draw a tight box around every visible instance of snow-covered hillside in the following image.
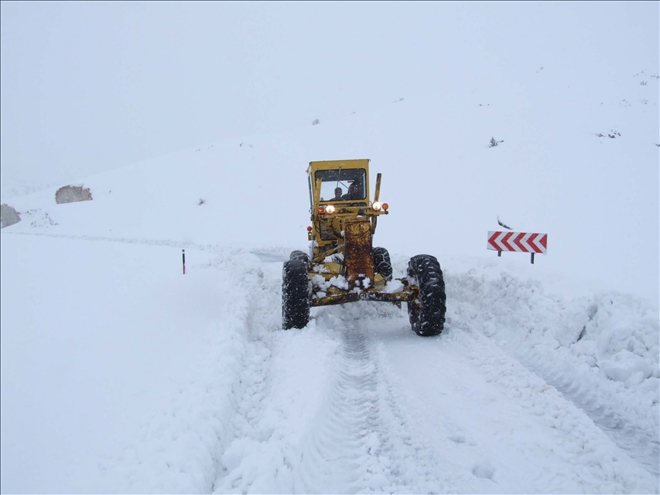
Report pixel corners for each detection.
[3,70,659,301]
[1,76,658,493]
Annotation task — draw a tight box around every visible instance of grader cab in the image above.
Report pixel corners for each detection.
[282,159,446,336]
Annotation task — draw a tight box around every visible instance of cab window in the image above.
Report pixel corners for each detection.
[315,168,366,202]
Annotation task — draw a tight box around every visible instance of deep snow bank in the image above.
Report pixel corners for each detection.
[435,254,659,476]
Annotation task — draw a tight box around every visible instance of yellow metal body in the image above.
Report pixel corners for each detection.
[305,159,416,307]
[307,159,386,262]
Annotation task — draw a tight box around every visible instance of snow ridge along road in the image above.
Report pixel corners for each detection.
[447,265,659,480]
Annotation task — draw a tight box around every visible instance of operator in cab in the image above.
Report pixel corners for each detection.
[342,183,359,201]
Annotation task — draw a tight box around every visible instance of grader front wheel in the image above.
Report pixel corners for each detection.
[289,250,310,264]
[373,247,393,282]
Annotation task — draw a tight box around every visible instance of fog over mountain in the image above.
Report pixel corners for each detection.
[1,2,657,191]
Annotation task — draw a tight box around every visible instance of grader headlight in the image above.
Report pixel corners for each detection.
[372,202,381,211]
[325,204,336,214]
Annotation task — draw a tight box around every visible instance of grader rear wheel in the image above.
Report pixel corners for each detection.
[282,257,310,329]
[407,254,446,336]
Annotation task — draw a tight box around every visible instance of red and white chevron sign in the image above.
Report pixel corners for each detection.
[487,231,548,254]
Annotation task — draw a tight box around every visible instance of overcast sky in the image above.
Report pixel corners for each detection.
[1,2,657,189]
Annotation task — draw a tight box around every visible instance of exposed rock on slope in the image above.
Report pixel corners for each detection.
[0,204,21,228]
[55,185,93,204]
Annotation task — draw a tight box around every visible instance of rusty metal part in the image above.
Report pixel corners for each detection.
[302,159,413,312]
[374,173,382,203]
[344,219,374,289]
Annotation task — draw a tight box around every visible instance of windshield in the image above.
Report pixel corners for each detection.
[315,168,366,202]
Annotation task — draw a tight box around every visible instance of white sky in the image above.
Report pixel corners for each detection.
[1,1,657,187]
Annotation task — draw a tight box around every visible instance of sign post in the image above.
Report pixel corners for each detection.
[487,231,547,263]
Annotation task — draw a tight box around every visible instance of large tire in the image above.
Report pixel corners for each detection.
[407,254,446,336]
[282,258,310,329]
[373,247,393,282]
[290,250,310,264]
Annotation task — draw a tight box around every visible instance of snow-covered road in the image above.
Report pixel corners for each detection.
[1,234,657,493]
[211,248,657,493]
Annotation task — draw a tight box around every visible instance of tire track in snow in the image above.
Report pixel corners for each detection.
[518,348,659,478]
[444,327,657,493]
[298,324,389,492]
[445,268,659,481]
[298,311,455,493]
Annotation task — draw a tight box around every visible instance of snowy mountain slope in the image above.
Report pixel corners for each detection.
[1,76,658,493]
[3,71,658,301]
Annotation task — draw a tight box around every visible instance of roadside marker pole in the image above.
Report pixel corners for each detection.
[182,249,186,275]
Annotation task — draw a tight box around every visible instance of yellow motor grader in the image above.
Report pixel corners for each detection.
[282,159,446,336]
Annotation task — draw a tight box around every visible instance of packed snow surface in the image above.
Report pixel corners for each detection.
[1,76,658,493]
[1,233,658,493]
